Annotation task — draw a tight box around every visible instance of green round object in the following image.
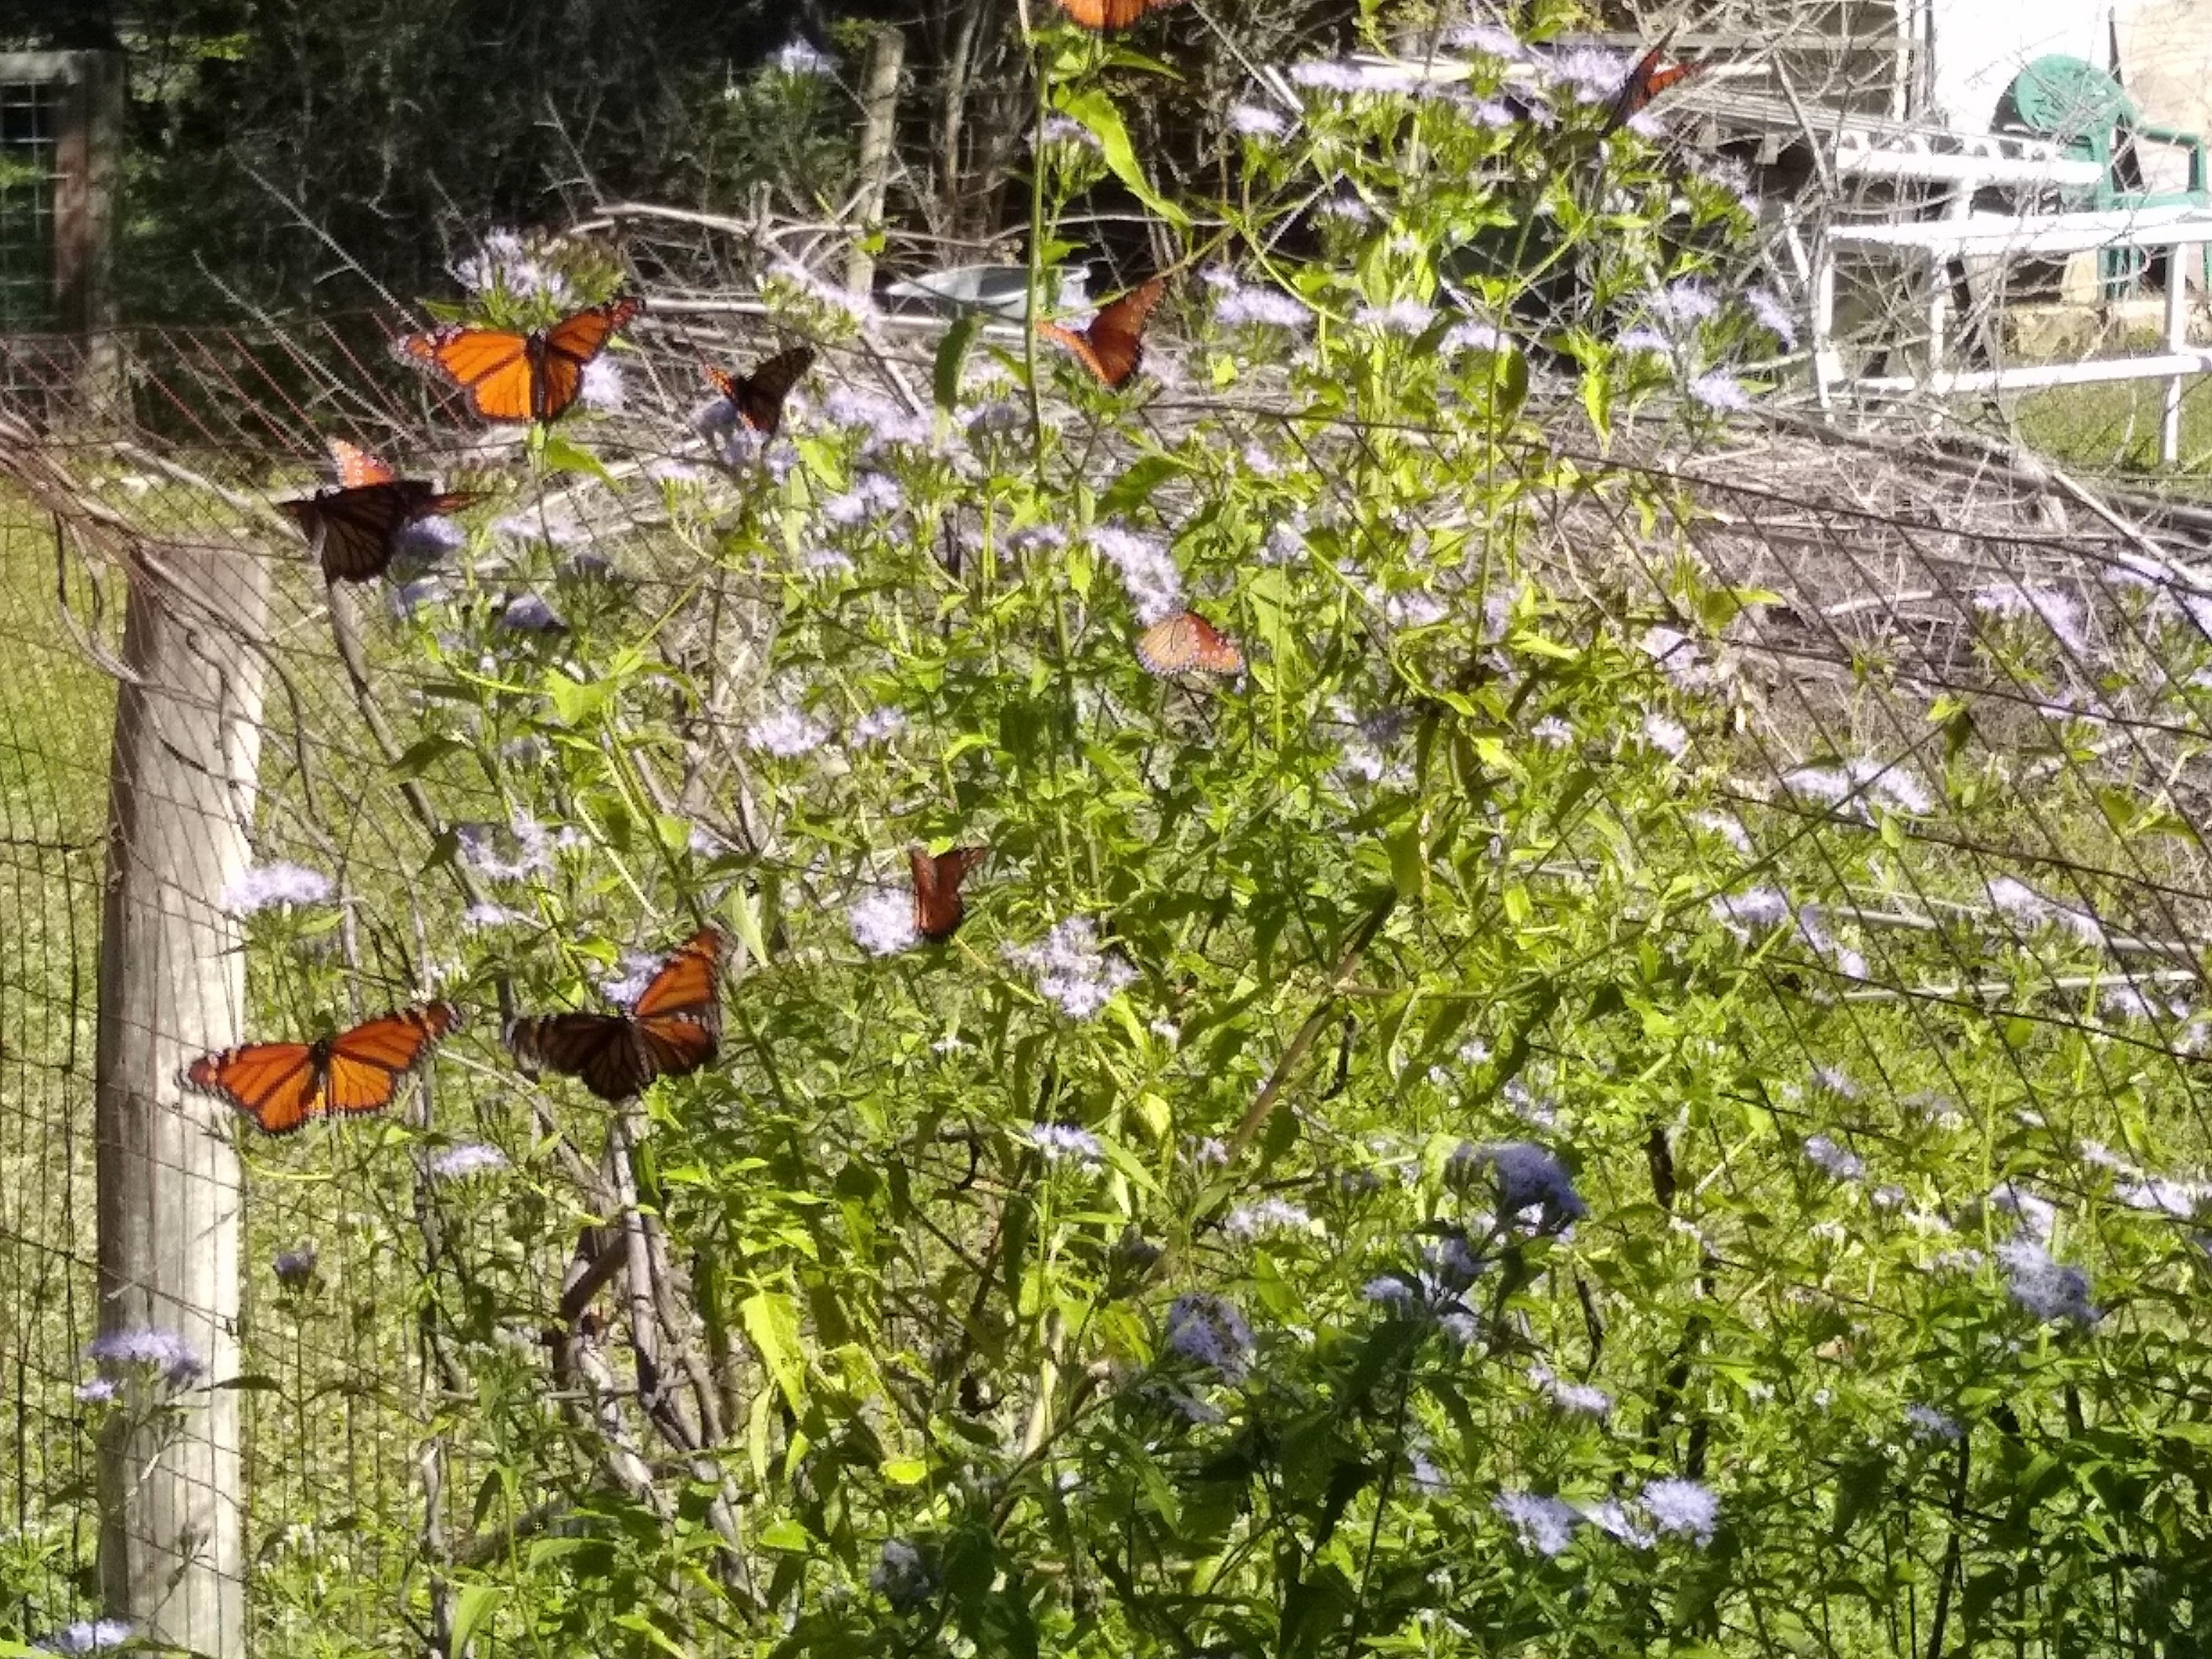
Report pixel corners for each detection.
[2009,54,2134,140]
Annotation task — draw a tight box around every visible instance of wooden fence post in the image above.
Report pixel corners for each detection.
[845,26,906,298]
[53,49,123,414]
[94,544,268,1659]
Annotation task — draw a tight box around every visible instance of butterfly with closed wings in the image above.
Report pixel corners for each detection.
[505,926,727,1101]
[400,295,644,424]
[278,440,480,584]
[910,845,989,943]
[1040,276,1168,390]
[1054,0,1187,28]
[1136,609,1244,677]
[182,1003,463,1136]
[706,346,815,438]
[1599,44,1705,138]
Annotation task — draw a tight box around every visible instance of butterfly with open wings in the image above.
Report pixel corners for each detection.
[183,1003,463,1136]
[1040,276,1168,390]
[505,926,727,1101]
[400,295,643,424]
[1053,0,1187,28]
[278,440,480,584]
[706,346,815,438]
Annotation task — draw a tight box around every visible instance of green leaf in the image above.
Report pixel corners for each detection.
[541,669,613,729]
[882,1456,928,1486]
[391,734,467,779]
[1056,89,1190,228]
[935,313,985,413]
[539,433,614,482]
[725,883,770,967]
[1100,454,1181,519]
[740,1288,807,1409]
[449,1584,505,1657]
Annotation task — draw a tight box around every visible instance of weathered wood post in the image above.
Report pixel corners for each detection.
[49,49,124,413]
[94,542,268,1659]
[844,25,906,298]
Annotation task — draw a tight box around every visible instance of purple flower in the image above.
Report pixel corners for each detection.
[1224,1197,1318,1239]
[498,593,564,632]
[222,860,333,916]
[1353,299,1436,335]
[1640,1477,1720,1544]
[1812,1065,1859,1100]
[1460,1140,1586,1228]
[579,357,624,412]
[1214,286,1309,330]
[1989,1181,2059,1242]
[768,259,877,329]
[1906,1402,1962,1442]
[1288,59,1389,95]
[1090,524,1185,626]
[1165,1293,1253,1381]
[1494,1490,1580,1555]
[453,229,571,303]
[461,901,529,931]
[86,1327,204,1387]
[272,1245,319,1288]
[1031,1122,1105,1165]
[767,37,834,76]
[1801,1134,1866,1183]
[1617,326,1671,355]
[429,1142,509,1181]
[747,704,830,758]
[850,706,906,745]
[1529,1363,1613,1418]
[73,1377,117,1404]
[1408,1447,1449,1496]
[1006,917,1136,1020]
[1745,285,1799,347]
[1972,581,2088,653]
[1444,319,1508,354]
[1642,710,1689,757]
[1995,1237,2098,1324]
[1227,102,1291,138]
[1314,191,1374,226]
[1711,885,1790,935]
[395,514,465,560]
[1647,279,1719,329]
[849,890,917,957]
[1039,115,1102,151]
[820,384,930,452]
[1689,371,1754,412]
[799,545,854,580]
[35,1620,135,1654]
[1544,44,1632,102]
[1447,20,1528,59]
[1185,1136,1230,1169]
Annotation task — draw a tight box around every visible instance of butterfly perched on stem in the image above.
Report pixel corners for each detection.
[705,346,814,438]
[910,845,989,943]
[504,926,726,1100]
[182,1003,462,1136]
[1040,276,1167,390]
[1600,44,1705,137]
[400,295,643,424]
[1136,609,1244,677]
[277,440,480,584]
[1054,0,1187,27]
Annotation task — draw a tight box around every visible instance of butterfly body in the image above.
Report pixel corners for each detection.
[910,845,988,942]
[706,346,814,437]
[183,1002,462,1135]
[505,926,726,1100]
[400,296,643,424]
[279,440,478,583]
[1601,45,1703,135]
[1040,276,1166,389]
[1136,609,1244,677]
[1055,0,1186,27]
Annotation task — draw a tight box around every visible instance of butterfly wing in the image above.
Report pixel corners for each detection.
[281,484,411,582]
[505,1011,647,1103]
[1055,0,1185,28]
[1136,610,1245,677]
[1048,276,1165,388]
[910,845,988,943]
[630,925,727,1082]
[184,1041,324,1136]
[402,326,537,423]
[534,296,644,421]
[711,346,814,435]
[1602,45,1700,133]
[323,1003,462,1116]
[328,438,397,488]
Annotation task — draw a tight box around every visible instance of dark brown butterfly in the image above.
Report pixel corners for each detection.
[1600,44,1705,137]
[183,1003,462,1136]
[1136,610,1244,677]
[706,346,815,438]
[910,845,988,943]
[504,926,725,1101]
[1040,276,1167,390]
[278,440,480,583]
[1055,0,1186,26]
[400,296,644,424]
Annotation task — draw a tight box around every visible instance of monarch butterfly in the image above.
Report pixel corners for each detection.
[1040,276,1167,390]
[706,346,815,438]
[1136,609,1244,677]
[1600,44,1704,136]
[277,440,480,584]
[910,845,989,942]
[399,295,644,424]
[182,1003,462,1136]
[504,926,726,1100]
[1055,0,1186,26]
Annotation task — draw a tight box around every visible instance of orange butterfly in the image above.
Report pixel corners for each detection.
[183,1003,462,1136]
[1040,276,1166,390]
[504,926,725,1100]
[1136,609,1244,677]
[399,295,643,424]
[910,845,989,943]
[278,440,480,583]
[1600,44,1704,136]
[1055,0,1187,27]
[706,346,815,438]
